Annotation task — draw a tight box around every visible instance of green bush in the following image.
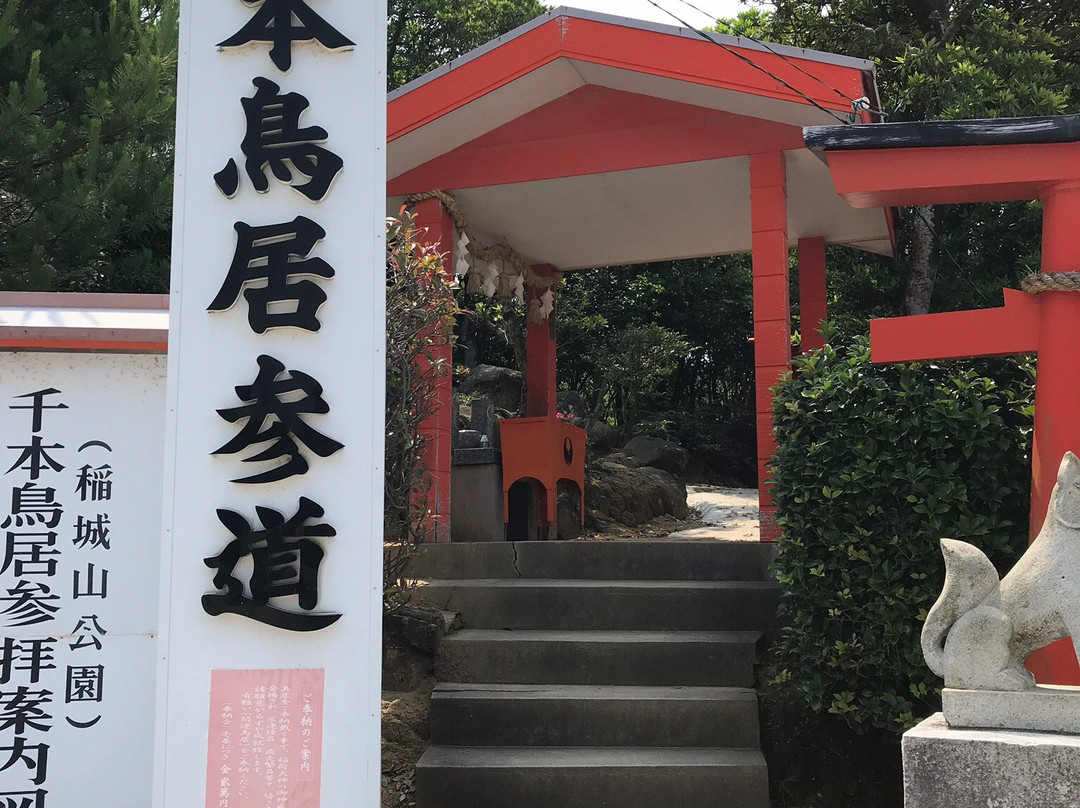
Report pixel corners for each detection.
[770,334,1033,733]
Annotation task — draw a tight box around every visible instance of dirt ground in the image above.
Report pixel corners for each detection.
[381,680,433,808]
[580,511,703,540]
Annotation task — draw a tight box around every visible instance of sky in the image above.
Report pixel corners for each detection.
[546,0,773,28]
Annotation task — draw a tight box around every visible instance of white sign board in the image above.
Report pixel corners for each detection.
[0,351,167,806]
[156,1,386,807]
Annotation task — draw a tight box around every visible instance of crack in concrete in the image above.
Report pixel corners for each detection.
[510,542,523,578]
[441,585,457,612]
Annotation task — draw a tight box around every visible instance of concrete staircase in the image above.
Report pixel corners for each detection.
[409,541,779,808]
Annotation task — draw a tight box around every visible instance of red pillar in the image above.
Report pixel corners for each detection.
[750,152,790,541]
[413,197,454,543]
[798,236,827,353]
[526,264,559,418]
[1027,182,1080,682]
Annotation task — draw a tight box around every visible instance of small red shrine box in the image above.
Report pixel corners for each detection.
[499,416,586,533]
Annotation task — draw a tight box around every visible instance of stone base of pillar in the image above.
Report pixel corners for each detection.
[904,713,1080,807]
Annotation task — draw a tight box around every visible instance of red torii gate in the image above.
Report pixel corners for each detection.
[805,114,1080,684]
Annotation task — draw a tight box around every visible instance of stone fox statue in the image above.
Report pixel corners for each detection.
[922,451,1080,691]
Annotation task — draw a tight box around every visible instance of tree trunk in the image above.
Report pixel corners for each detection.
[903,204,940,316]
[897,0,953,314]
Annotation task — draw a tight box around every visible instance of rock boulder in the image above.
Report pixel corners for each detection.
[585,452,688,528]
[623,435,689,475]
[459,364,523,413]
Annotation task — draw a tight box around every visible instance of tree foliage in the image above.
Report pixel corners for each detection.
[556,257,756,445]
[0,0,178,292]
[760,1,1080,316]
[0,0,548,291]
[387,0,546,89]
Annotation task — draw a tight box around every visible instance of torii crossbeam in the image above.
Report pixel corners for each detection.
[805,114,1080,684]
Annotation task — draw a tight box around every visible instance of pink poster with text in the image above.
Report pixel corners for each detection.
[206,668,325,808]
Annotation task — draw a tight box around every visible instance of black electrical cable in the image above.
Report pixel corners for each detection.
[675,0,890,119]
[640,0,853,126]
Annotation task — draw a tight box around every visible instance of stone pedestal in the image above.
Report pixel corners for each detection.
[904,713,1080,807]
[450,449,505,542]
[943,685,1080,734]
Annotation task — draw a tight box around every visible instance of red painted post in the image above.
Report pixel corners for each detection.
[526,264,560,418]
[413,197,454,543]
[750,152,790,541]
[1026,182,1080,683]
[798,236,827,353]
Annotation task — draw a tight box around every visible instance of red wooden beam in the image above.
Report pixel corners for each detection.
[525,265,559,418]
[414,197,455,543]
[750,151,789,542]
[798,237,827,353]
[825,142,1080,208]
[870,289,1041,364]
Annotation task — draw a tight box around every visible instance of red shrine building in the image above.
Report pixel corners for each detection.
[386,6,894,543]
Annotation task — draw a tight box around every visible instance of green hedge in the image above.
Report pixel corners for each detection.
[770,335,1033,733]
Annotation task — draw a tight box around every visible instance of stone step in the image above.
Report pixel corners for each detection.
[429,683,760,747]
[415,746,769,808]
[416,578,779,632]
[408,540,776,582]
[436,629,760,687]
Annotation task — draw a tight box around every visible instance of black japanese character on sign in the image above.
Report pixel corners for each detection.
[214,77,343,202]
[72,515,110,550]
[0,638,55,685]
[5,438,64,480]
[214,354,343,484]
[9,389,66,433]
[1,485,61,529]
[0,687,52,734]
[0,582,59,628]
[74,464,112,502]
[72,564,108,600]
[0,737,49,786]
[66,715,101,729]
[208,217,333,333]
[65,666,103,703]
[68,615,107,652]
[0,789,46,808]
[2,532,58,578]
[202,497,340,631]
[217,0,355,72]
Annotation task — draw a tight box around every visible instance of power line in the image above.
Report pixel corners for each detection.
[676,0,890,119]
[640,0,853,126]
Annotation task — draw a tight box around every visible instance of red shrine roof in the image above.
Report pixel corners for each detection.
[386,7,894,270]
[804,114,1080,207]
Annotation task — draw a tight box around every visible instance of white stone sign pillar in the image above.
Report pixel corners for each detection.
[155,1,386,806]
